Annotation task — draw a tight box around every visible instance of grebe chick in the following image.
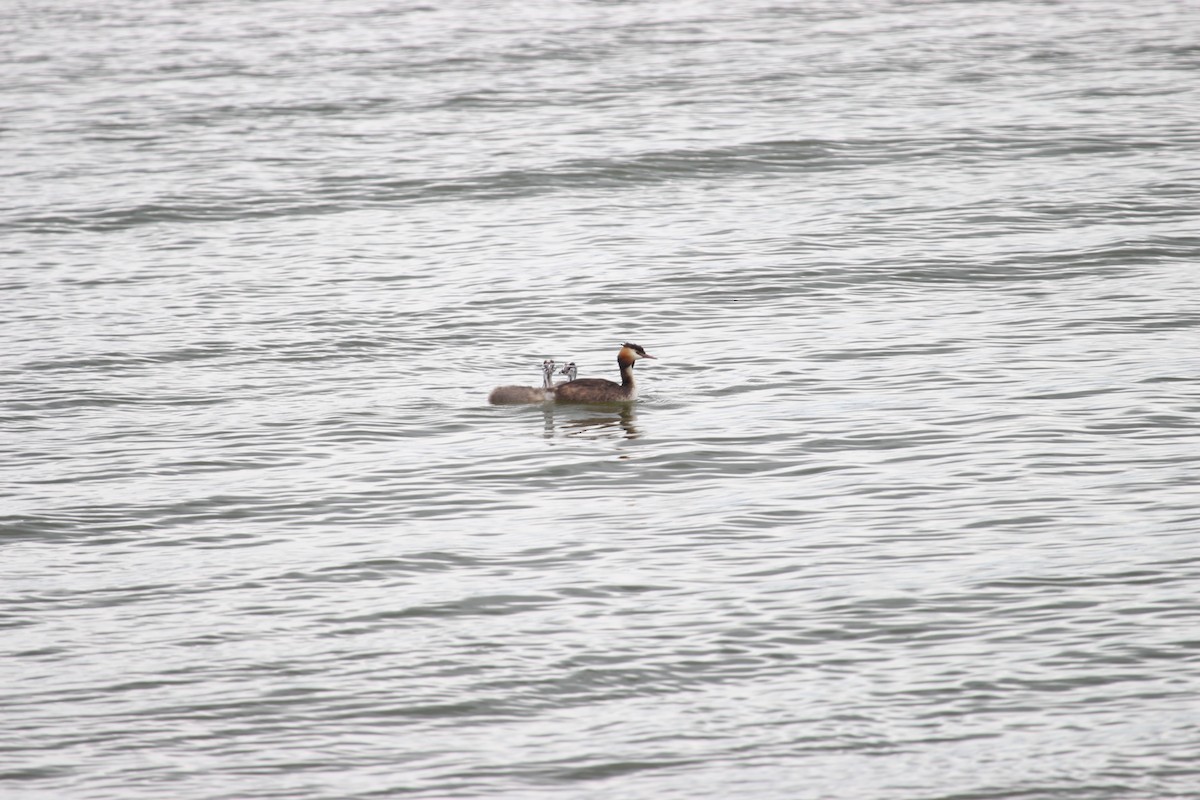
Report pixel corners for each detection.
[550,343,655,404]
[487,359,555,405]
[557,362,578,383]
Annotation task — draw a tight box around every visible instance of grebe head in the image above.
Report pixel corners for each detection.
[558,361,578,382]
[618,342,656,368]
[541,359,557,389]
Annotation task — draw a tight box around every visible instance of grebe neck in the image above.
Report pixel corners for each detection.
[619,360,635,388]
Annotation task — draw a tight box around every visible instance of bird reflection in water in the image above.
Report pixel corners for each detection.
[542,404,640,440]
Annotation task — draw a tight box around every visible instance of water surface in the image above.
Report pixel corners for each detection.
[3,1,1200,798]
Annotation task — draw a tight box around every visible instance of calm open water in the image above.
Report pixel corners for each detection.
[3,1,1200,798]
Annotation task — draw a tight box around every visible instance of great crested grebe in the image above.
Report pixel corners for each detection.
[550,343,655,403]
[557,362,578,383]
[487,359,558,405]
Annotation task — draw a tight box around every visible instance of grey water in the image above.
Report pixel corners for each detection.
[3,1,1200,798]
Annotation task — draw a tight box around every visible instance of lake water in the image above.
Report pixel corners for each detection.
[3,1,1200,798]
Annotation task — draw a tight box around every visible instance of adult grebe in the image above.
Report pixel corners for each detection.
[550,343,655,403]
[487,359,558,405]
